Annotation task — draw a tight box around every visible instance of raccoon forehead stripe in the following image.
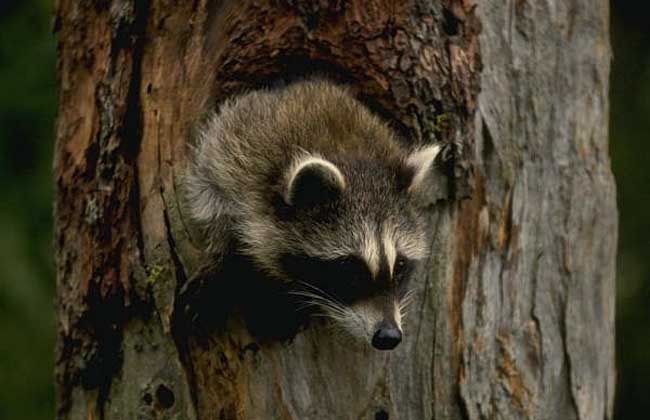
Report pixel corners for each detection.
[361,223,381,277]
[382,228,397,275]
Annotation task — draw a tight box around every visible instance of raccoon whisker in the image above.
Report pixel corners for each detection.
[401,287,416,302]
[399,307,409,329]
[294,281,344,306]
[292,293,350,319]
[289,291,326,303]
[399,300,413,314]
[398,290,417,328]
[289,291,347,312]
[311,312,349,322]
[311,309,353,327]
[288,290,331,300]
[293,280,376,341]
[289,291,333,304]
[320,303,351,320]
[295,300,326,312]
[399,289,416,311]
[332,304,369,339]
[306,302,349,319]
[398,305,408,322]
[305,297,355,323]
[290,285,351,319]
[399,301,411,320]
[324,314,355,335]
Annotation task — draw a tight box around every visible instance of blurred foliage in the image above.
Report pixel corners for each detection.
[0,0,56,419]
[0,0,646,419]
[611,2,650,419]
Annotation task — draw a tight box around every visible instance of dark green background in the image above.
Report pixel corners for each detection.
[0,1,646,419]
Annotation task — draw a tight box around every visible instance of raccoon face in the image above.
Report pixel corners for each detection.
[282,251,419,350]
[270,146,440,350]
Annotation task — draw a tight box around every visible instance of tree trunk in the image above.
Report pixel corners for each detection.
[53,1,615,420]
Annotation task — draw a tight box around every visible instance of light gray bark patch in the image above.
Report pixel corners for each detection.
[459,1,615,419]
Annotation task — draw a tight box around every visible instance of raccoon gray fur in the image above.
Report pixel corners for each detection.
[184,79,441,350]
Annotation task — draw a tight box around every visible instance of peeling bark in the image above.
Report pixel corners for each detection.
[53,1,615,420]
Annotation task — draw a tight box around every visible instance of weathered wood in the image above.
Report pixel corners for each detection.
[461,3,616,419]
[53,1,615,420]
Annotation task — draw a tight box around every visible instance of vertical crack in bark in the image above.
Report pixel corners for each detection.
[164,195,201,414]
[453,187,480,420]
[530,251,545,381]
[120,0,150,273]
[562,285,584,420]
[159,137,189,290]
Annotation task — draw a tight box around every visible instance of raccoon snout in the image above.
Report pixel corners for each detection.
[371,321,402,350]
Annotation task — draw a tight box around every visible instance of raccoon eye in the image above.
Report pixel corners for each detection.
[393,255,414,283]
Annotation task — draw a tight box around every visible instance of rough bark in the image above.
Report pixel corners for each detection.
[53,1,615,420]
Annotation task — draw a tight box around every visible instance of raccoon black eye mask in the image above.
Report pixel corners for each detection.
[184,79,441,350]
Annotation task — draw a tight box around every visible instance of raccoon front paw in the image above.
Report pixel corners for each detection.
[174,262,232,336]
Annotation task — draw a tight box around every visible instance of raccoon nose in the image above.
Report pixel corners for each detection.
[371,324,402,350]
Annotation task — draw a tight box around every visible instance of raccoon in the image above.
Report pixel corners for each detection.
[184,80,441,350]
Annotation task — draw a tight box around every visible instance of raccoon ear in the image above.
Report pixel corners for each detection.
[285,156,346,207]
[403,144,442,194]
